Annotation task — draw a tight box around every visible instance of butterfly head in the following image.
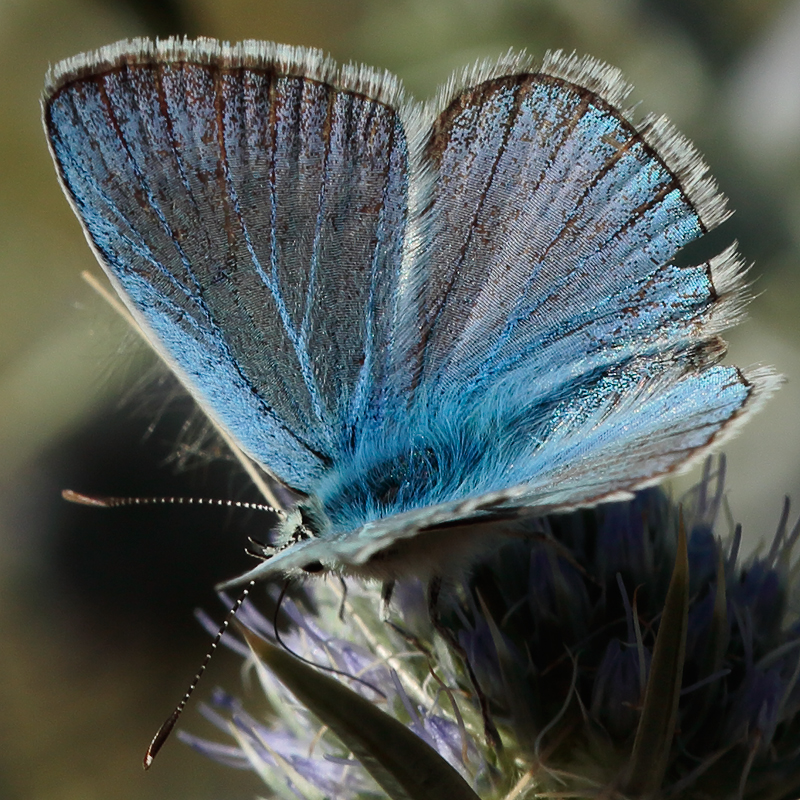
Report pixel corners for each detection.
[269,497,332,575]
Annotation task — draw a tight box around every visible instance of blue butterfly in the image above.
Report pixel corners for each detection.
[44,37,776,587]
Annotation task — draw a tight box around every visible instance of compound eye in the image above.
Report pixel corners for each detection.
[301,560,324,573]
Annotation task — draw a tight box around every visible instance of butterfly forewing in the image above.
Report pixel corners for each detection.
[45,40,410,492]
[414,69,730,397]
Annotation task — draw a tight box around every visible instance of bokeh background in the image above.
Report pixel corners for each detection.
[2,0,800,798]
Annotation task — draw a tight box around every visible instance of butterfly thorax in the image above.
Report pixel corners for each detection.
[318,440,457,527]
[314,406,521,535]
[275,446,445,550]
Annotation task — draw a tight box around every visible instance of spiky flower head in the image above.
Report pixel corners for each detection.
[183,458,800,800]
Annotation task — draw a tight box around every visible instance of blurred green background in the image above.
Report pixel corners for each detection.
[2,0,800,798]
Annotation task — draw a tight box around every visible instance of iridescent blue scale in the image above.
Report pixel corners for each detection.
[43,38,776,584]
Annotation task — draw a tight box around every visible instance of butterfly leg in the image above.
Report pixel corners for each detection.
[381,580,436,654]
[380,580,439,662]
[380,580,395,622]
[337,576,348,621]
[427,577,502,751]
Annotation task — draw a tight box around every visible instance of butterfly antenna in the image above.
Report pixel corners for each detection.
[271,580,386,699]
[143,581,255,769]
[62,489,286,518]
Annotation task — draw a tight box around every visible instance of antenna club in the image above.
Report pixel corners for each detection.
[62,489,112,507]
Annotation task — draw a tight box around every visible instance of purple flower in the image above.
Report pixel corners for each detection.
[186,457,800,799]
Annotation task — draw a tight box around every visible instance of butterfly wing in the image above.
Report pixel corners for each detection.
[398,52,775,505]
[410,54,722,390]
[44,38,411,493]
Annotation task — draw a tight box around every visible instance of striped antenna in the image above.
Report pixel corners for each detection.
[143,581,255,769]
[62,489,286,518]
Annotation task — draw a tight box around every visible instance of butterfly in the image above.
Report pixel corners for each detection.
[44,37,776,588]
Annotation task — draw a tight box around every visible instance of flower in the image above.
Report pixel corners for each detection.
[182,457,800,799]
[180,581,492,798]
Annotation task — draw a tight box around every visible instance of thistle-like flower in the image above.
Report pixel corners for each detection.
[182,457,800,800]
